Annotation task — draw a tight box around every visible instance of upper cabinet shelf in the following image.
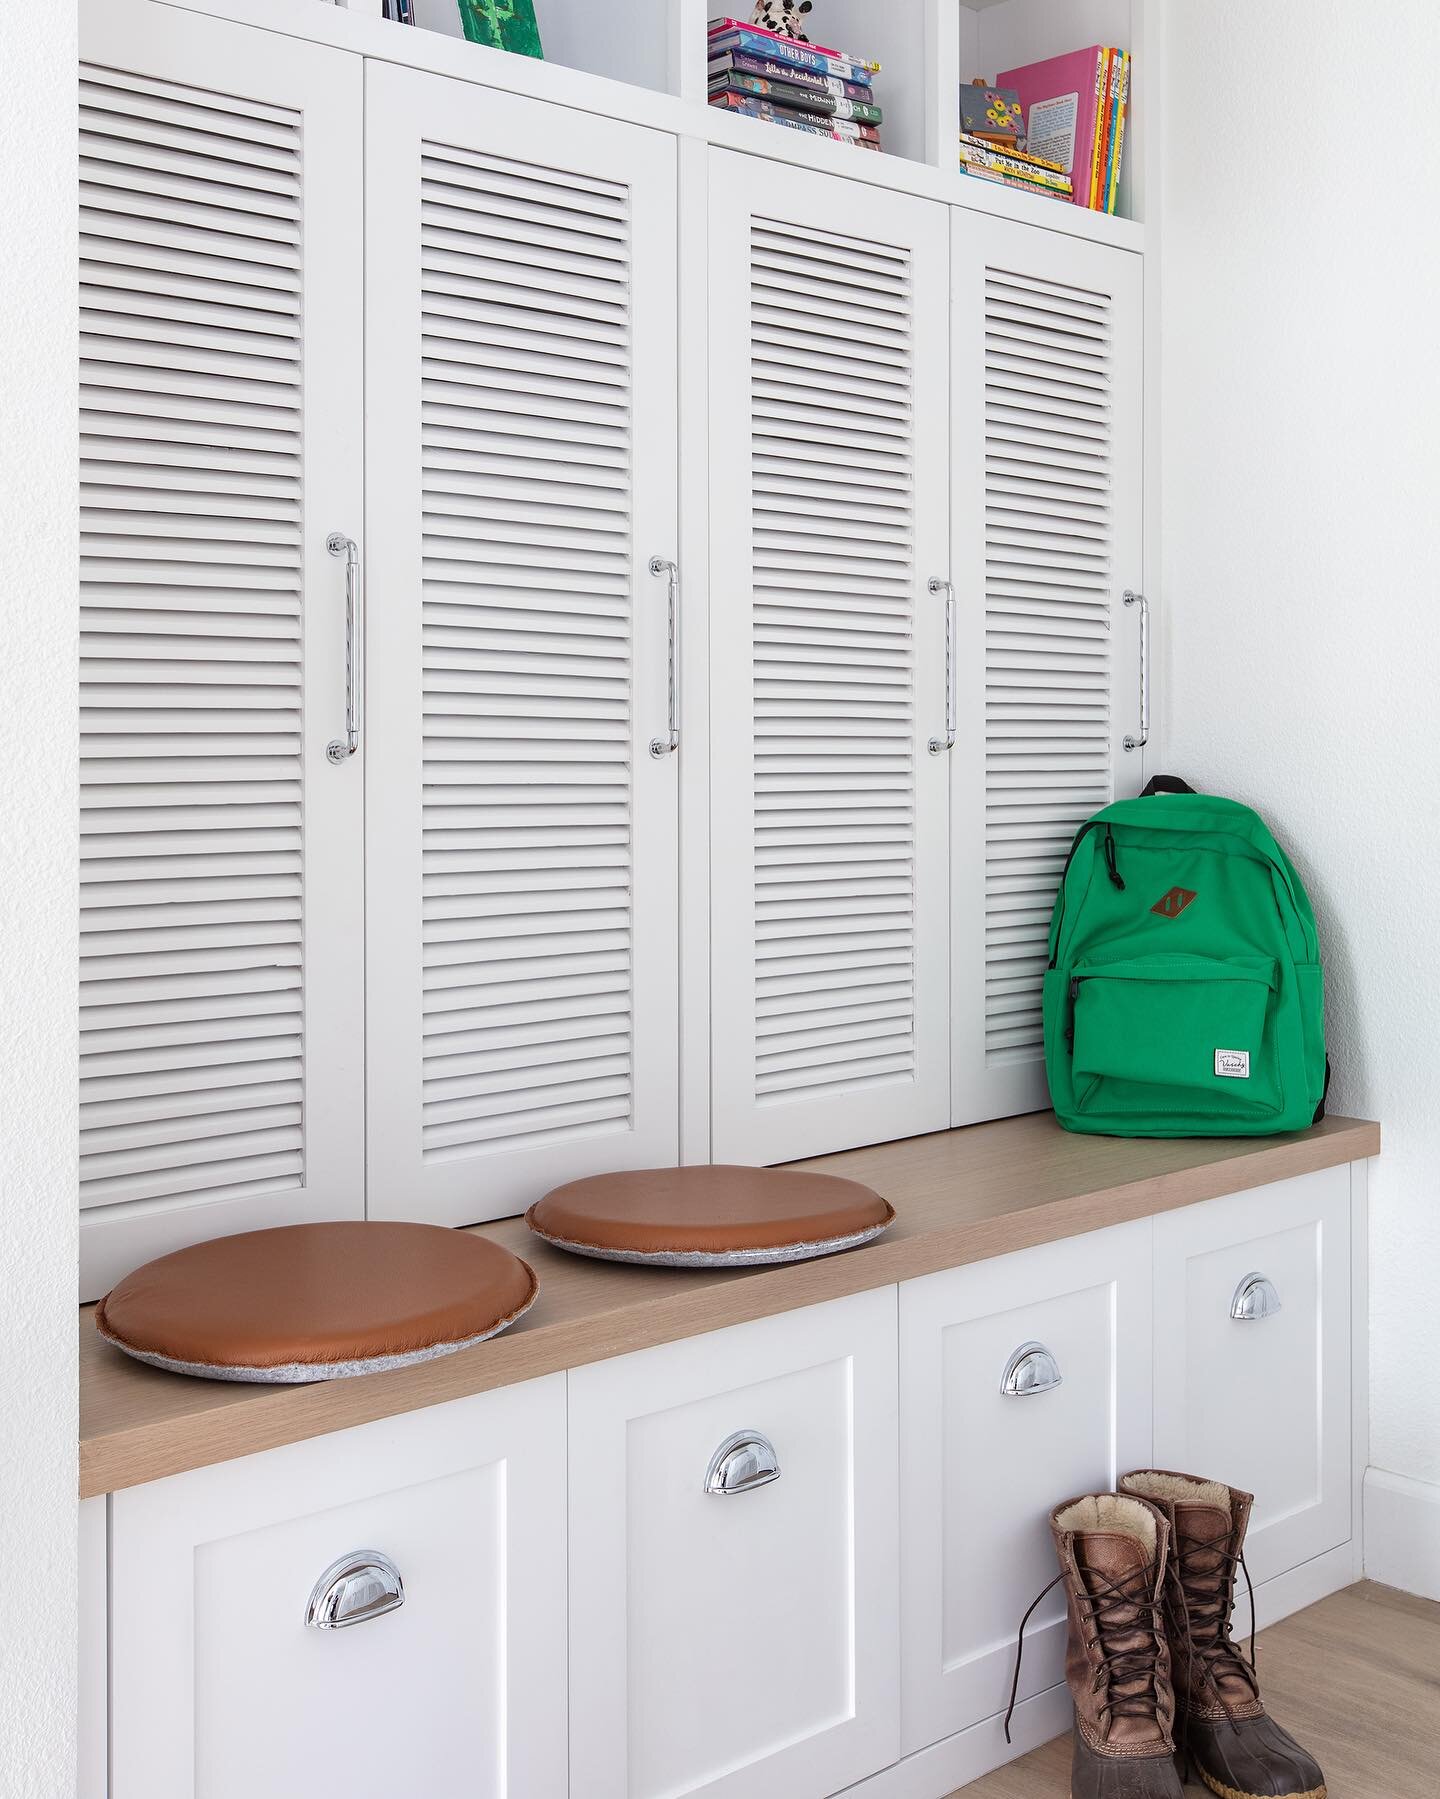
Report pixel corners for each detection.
[285,0,1154,239]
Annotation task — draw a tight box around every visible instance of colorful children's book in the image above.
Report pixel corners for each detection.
[708,49,873,104]
[959,163,1069,202]
[709,71,883,125]
[707,17,879,70]
[411,0,543,56]
[708,90,881,147]
[706,24,876,85]
[1088,49,1114,208]
[959,132,1067,176]
[1105,52,1131,214]
[958,138,1072,193]
[997,46,1110,206]
[958,85,1025,145]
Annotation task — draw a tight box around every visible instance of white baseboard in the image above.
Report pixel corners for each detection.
[1364,1467,1440,1601]
[836,1684,1071,1798]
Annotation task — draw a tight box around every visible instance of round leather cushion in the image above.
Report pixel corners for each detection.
[526,1165,895,1266]
[95,1222,538,1383]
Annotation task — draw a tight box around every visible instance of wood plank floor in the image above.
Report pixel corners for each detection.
[955,1582,1440,1798]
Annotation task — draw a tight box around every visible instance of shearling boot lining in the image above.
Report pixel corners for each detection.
[1123,1472,1232,1516]
[1054,1493,1158,1554]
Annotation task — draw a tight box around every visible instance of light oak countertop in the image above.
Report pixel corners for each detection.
[80,1112,1379,1498]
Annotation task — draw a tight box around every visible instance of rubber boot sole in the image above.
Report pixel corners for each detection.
[1196,1769,1326,1799]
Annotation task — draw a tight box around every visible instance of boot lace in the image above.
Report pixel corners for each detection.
[1164,1524,1259,1780]
[1003,1560,1167,1747]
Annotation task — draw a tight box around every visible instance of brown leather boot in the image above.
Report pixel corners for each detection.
[1120,1471,1326,1799]
[1009,1493,1184,1798]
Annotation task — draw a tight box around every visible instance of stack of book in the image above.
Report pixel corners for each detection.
[981,47,1131,214]
[707,16,884,153]
[957,88,1074,204]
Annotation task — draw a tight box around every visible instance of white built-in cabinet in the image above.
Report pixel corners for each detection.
[79,2,367,1294]
[110,1374,569,1798]
[898,1219,1152,1755]
[91,1167,1363,1799]
[76,0,1147,1293]
[362,66,682,1227]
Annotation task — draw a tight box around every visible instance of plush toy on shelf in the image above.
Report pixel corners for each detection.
[751,0,813,43]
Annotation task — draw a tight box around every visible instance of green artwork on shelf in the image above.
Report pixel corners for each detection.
[457,0,544,57]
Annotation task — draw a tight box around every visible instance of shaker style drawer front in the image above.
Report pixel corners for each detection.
[110,1377,568,1799]
[568,1288,900,1799]
[899,1221,1153,1754]
[1153,1166,1352,1586]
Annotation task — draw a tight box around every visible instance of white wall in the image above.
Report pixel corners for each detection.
[0,0,79,1792]
[1161,0,1440,1597]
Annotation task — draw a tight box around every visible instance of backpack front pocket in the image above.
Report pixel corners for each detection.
[1070,955,1281,1118]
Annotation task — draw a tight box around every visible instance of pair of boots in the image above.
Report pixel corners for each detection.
[1007,1469,1326,1799]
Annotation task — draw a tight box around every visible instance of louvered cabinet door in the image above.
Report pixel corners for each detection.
[364,68,679,1226]
[79,2,364,1298]
[950,216,1143,1126]
[708,153,951,1166]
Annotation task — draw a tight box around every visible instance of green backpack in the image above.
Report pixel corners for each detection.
[1043,777,1328,1137]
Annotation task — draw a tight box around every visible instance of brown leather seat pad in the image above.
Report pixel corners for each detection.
[527,1165,894,1256]
[96,1222,537,1373]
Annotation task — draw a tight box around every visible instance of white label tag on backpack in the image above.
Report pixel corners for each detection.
[1215,1049,1250,1079]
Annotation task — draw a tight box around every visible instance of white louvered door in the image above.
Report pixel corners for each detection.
[708,153,951,1166]
[950,215,1143,1126]
[364,67,679,1227]
[79,1,364,1298]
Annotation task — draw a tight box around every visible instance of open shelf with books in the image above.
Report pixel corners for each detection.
[943,0,1145,220]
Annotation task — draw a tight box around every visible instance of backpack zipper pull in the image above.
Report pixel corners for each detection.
[1104,826,1126,891]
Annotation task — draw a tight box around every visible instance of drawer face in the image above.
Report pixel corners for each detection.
[111,1376,568,1799]
[568,1287,899,1799]
[1154,1166,1352,1585]
[899,1220,1152,1754]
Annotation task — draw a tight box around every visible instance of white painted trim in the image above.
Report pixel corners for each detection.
[1245,1539,1358,1634]
[79,1497,107,1799]
[1350,1158,1371,1582]
[1364,1468,1440,1603]
[835,1683,1071,1799]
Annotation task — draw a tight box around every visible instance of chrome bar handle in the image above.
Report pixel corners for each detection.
[927,577,957,755]
[1123,589,1149,752]
[326,532,361,765]
[648,555,679,759]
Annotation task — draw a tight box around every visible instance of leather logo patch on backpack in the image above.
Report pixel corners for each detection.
[1151,886,1198,918]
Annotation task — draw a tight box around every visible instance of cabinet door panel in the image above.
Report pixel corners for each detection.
[950,216,1144,1127]
[111,1377,568,1799]
[569,1289,900,1798]
[364,67,680,1226]
[899,1221,1152,1752]
[1153,1168,1352,1584]
[708,150,952,1165]
[78,0,365,1298]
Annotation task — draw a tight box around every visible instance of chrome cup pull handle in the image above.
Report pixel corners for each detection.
[927,577,957,755]
[704,1429,780,1496]
[1231,1272,1282,1322]
[305,1550,404,1629]
[326,532,361,765]
[1123,589,1149,752]
[648,555,679,759]
[1000,1341,1063,1398]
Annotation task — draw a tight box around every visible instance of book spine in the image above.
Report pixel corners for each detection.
[959,132,1067,175]
[960,164,1069,202]
[1086,49,1112,209]
[958,142,1071,191]
[709,92,881,145]
[1106,53,1131,215]
[706,16,879,70]
[712,73,883,124]
[717,51,871,102]
[707,28,875,83]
